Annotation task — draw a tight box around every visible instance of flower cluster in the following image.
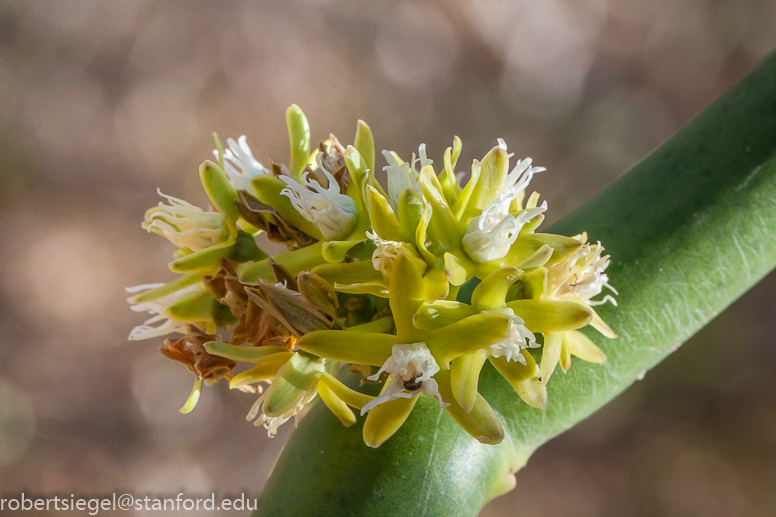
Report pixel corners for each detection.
[127,105,616,447]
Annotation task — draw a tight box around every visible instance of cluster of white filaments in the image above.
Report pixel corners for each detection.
[126,284,204,340]
[280,153,357,240]
[548,237,618,307]
[215,135,269,192]
[462,140,548,263]
[246,385,319,438]
[382,145,431,210]
[143,191,228,252]
[361,343,449,414]
[366,230,405,277]
[485,309,538,365]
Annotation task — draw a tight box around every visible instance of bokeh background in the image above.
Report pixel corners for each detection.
[1,1,775,516]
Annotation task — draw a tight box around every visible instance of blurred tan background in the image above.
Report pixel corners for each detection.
[1,1,775,516]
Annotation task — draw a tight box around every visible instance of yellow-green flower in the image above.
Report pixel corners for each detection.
[531,233,617,382]
[126,283,231,340]
[126,104,618,449]
[360,343,448,413]
[142,191,229,252]
[298,255,516,447]
[382,145,429,209]
[280,153,358,240]
[204,344,374,437]
[462,140,547,263]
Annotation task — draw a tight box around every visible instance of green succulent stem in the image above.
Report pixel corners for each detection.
[254,51,776,516]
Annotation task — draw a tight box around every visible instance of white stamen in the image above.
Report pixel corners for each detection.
[486,309,538,365]
[382,144,431,210]
[247,384,318,438]
[547,241,617,307]
[143,190,228,252]
[125,283,165,294]
[215,135,269,191]
[366,230,404,277]
[496,138,515,159]
[361,343,449,414]
[463,200,547,263]
[280,153,357,240]
[462,141,547,263]
[126,284,203,340]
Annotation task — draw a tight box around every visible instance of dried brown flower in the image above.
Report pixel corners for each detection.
[160,325,236,382]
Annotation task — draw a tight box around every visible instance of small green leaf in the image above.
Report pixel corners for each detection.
[451,159,480,221]
[165,291,224,324]
[539,332,563,385]
[312,260,383,285]
[451,135,462,169]
[415,204,437,265]
[129,273,202,303]
[436,369,504,445]
[489,350,538,385]
[200,160,240,223]
[419,166,464,250]
[422,268,450,302]
[179,378,203,414]
[427,312,511,365]
[366,185,404,242]
[563,330,607,363]
[239,242,325,284]
[321,239,365,263]
[439,140,463,206]
[450,349,488,413]
[345,316,394,334]
[512,376,547,409]
[390,254,425,343]
[354,120,375,176]
[471,267,521,311]
[460,145,509,223]
[296,330,397,366]
[559,337,572,373]
[397,189,424,241]
[520,233,583,263]
[520,267,548,300]
[251,175,323,240]
[513,245,554,270]
[169,239,235,274]
[232,229,268,263]
[264,352,324,417]
[443,252,469,286]
[318,380,357,426]
[319,371,374,409]
[286,104,311,181]
[363,382,418,448]
[582,301,617,338]
[229,352,295,388]
[413,300,477,332]
[334,281,389,298]
[506,299,593,333]
[205,342,290,363]
[343,146,371,234]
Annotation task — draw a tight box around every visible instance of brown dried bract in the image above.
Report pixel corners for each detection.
[245,281,332,337]
[160,325,236,382]
[316,135,349,193]
[236,190,315,250]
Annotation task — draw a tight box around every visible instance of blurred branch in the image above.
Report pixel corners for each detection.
[254,50,776,517]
